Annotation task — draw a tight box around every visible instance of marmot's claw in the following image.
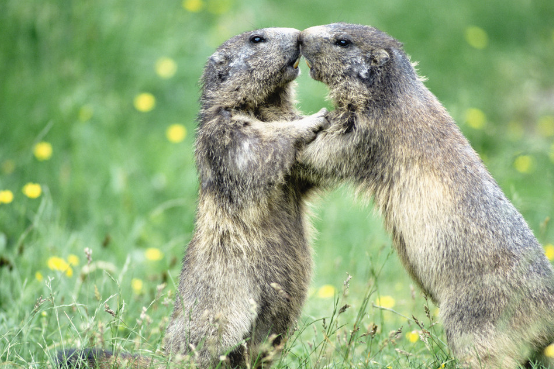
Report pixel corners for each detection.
[316,116,330,132]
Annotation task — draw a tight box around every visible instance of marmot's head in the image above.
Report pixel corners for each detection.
[201,28,301,108]
[300,23,416,107]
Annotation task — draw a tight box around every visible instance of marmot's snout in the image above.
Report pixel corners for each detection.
[258,28,302,79]
[300,27,328,80]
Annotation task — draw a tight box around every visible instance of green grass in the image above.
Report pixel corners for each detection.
[1,0,554,367]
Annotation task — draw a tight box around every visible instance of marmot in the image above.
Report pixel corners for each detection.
[298,23,554,368]
[165,27,328,368]
[57,28,327,368]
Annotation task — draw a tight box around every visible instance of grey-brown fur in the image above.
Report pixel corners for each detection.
[299,23,554,368]
[164,27,327,368]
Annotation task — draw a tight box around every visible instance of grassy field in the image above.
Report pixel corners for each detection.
[1,0,554,367]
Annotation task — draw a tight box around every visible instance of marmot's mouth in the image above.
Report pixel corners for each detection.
[305,58,313,69]
[288,52,301,70]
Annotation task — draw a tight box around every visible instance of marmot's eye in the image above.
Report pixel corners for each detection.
[250,35,266,44]
[335,39,352,48]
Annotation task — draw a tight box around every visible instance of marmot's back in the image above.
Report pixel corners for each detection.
[299,23,554,369]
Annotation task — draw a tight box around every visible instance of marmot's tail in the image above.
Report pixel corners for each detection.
[56,348,157,368]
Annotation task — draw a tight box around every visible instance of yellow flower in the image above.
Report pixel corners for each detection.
[375,295,395,309]
[537,116,554,137]
[166,124,187,143]
[33,142,53,161]
[145,247,164,261]
[545,343,554,358]
[465,26,488,49]
[132,278,144,294]
[47,256,73,277]
[317,284,336,298]
[22,183,42,199]
[182,0,204,12]
[0,190,14,204]
[465,108,486,130]
[134,93,156,112]
[67,254,80,266]
[544,244,554,261]
[79,105,94,122]
[1,160,15,174]
[47,256,67,271]
[406,330,419,343]
[513,155,534,174]
[155,57,177,79]
[35,271,44,282]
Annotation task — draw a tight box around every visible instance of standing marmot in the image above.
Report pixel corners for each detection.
[57,28,327,369]
[299,23,554,368]
[164,27,327,368]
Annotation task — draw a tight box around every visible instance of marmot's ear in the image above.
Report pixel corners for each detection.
[208,51,231,82]
[370,49,390,67]
[359,49,389,80]
[209,51,227,66]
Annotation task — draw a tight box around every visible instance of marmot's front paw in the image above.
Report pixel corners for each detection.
[310,108,330,132]
[297,108,329,144]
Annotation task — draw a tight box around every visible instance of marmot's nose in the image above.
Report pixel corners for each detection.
[299,30,317,50]
[299,31,319,55]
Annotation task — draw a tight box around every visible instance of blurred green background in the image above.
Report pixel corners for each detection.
[1,0,553,366]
